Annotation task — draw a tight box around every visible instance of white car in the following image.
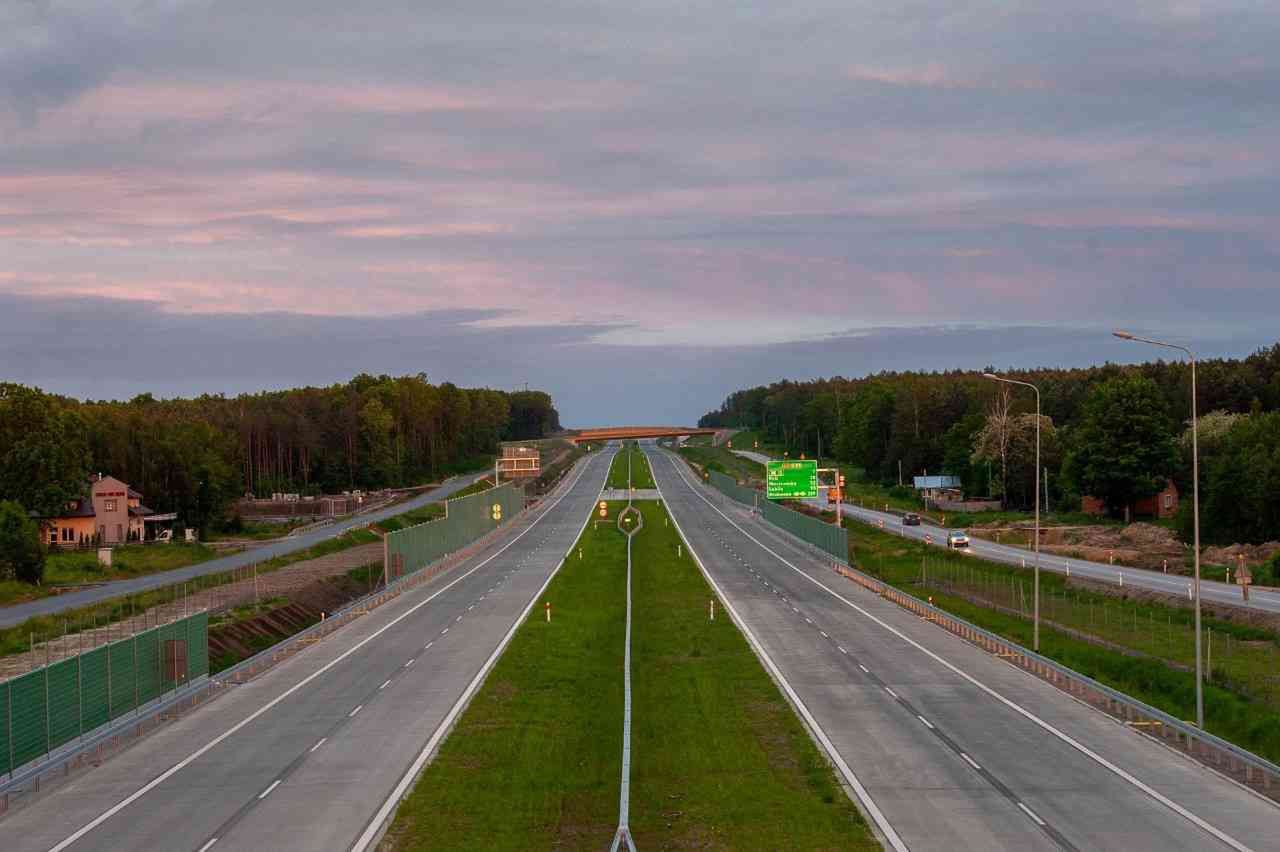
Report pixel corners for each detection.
[946,530,970,549]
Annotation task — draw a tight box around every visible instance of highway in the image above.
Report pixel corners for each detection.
[729,449,1280,615]
[648,444,1279,851]
[2,448,615,852]
[0,471,490,629]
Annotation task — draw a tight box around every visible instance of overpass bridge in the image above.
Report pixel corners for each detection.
[570,426,716,445]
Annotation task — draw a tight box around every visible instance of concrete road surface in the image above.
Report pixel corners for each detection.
[729,449,1280,615]
[648,444,1278,852]
[0,471,491,629]
[1,448,615,852]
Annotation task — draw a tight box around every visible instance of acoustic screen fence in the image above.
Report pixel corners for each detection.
[385,483,523,579]
[1,611,209,776]
[709,471,848,564]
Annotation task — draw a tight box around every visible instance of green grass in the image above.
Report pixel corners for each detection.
[385,498,873,850]
[677,444,765,484]
[377,503,447,533]
[606,445,655,490]
[204,520,306,541]
[451,476,496,499]
[850,523,1280,762]
[385,503,627,850]
[0,543,225,608]
[629,501,874,849]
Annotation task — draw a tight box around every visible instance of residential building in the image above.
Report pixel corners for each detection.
[1082,480,1180,521]
[39,474,155,547]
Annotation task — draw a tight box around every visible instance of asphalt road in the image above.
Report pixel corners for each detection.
[0,471,490,629]
[648,444,1279,852]
[729,449,1280,615]
[2,448,615,852]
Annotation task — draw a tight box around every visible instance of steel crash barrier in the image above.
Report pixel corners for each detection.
[0,472,573,813]
[831,563,1280,800]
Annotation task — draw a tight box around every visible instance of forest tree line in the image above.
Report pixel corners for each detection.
[0,375,561,536]
[698,343,1280,545]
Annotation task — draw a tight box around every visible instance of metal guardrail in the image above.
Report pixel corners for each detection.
[0,463,585,816]
[830,562,1280,800]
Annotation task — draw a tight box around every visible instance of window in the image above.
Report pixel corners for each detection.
[104,499,117,512]
[49,528,58,545]
[62,527,74,542]
[1163,494,1173,509]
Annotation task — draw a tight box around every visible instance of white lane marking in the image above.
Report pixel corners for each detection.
[404,658,415,667]
[424,642,433,650]
[349,704,364,718]
[455,615,462,623]
[804,617,813,624]
[44,450,607,852]
[820,631,828,638]
[1018,802,1047,826]
[647,452,908,852]
[468,605,475,611]
[960,752,982,771]
[309,738,327,753]
[352,450,616,852]
[258,780,281,800]
[858,663,869,673]
[917,715,935,730]
[198,839,218,852]
[665,451,1256,852]
[380,679,392,690]
[838,646,848,655]
[441,628,449,635]
[884,687,899,699]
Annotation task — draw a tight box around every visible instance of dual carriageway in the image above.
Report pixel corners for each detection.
[2,440,1276,850]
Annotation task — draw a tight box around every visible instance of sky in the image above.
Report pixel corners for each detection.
[3,1,1278,425]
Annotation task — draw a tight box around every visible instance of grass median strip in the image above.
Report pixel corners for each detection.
[628,500,876,850]
[607,444,655,490]
[384,504,628,851]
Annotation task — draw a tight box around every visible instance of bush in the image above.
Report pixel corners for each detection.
[888,485,914,501]
[1257,553,1280,587]
[0,500,46,585]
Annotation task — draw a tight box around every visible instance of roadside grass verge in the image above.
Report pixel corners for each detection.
[850,524,1280,762]
[629,500,875,849]
[384,503,627,851]
[0,543,225,608]
[676,444,764,484]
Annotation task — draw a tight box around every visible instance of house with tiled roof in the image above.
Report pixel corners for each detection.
[39,474,155,547]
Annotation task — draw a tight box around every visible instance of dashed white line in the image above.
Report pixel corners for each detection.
[310,738,327,753]
[1017,802,1047,826]
[404,658,415,667]
[960,752,981,771]
[198,838,218,852]
[819,631,828,638]
[349,704,364,718]
[917,715,935,730]
[441,628,449,635]
[380,679,392,690]
[455,615,463,623]
[258,779,282,800]
[884,687,899,699]
[424,641,433,650]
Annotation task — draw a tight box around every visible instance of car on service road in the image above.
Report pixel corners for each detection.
[946,530,970,549]
[902,512,921,526]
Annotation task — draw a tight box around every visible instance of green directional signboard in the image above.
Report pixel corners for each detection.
[766,460,818,500]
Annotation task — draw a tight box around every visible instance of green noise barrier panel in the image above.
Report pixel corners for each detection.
[0,611,208,776]
[710,471,848,564]
[386,482,524,577]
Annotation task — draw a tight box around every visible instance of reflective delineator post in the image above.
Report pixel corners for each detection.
[545,601,551,623]
[709,599,715,621]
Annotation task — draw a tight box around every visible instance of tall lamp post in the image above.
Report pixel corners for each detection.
[1114,330,1203,729]
[983,373,1041,652]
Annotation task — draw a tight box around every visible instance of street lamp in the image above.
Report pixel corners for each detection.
[983,372,1042,652]
[1114,330,1204,729]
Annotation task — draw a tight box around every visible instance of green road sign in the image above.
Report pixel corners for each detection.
[766,460,818,499]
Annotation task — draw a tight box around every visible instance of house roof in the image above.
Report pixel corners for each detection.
[129,504,155,516]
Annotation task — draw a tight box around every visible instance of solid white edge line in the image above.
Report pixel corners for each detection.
[197,839,218,852]
[258,780,281,800]
[647,449,910,852]
[47,449,607,852]
[349,448,616,852]
[665,449,1256,852]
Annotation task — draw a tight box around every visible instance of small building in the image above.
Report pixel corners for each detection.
[1082,480,1179,521]
[39,474,155,547]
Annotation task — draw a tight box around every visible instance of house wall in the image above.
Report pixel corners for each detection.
[91,476,132,543]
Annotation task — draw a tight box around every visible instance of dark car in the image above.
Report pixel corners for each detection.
[902,512,921,526]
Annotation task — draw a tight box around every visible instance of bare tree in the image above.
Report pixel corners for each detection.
[972,388,1014,506]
